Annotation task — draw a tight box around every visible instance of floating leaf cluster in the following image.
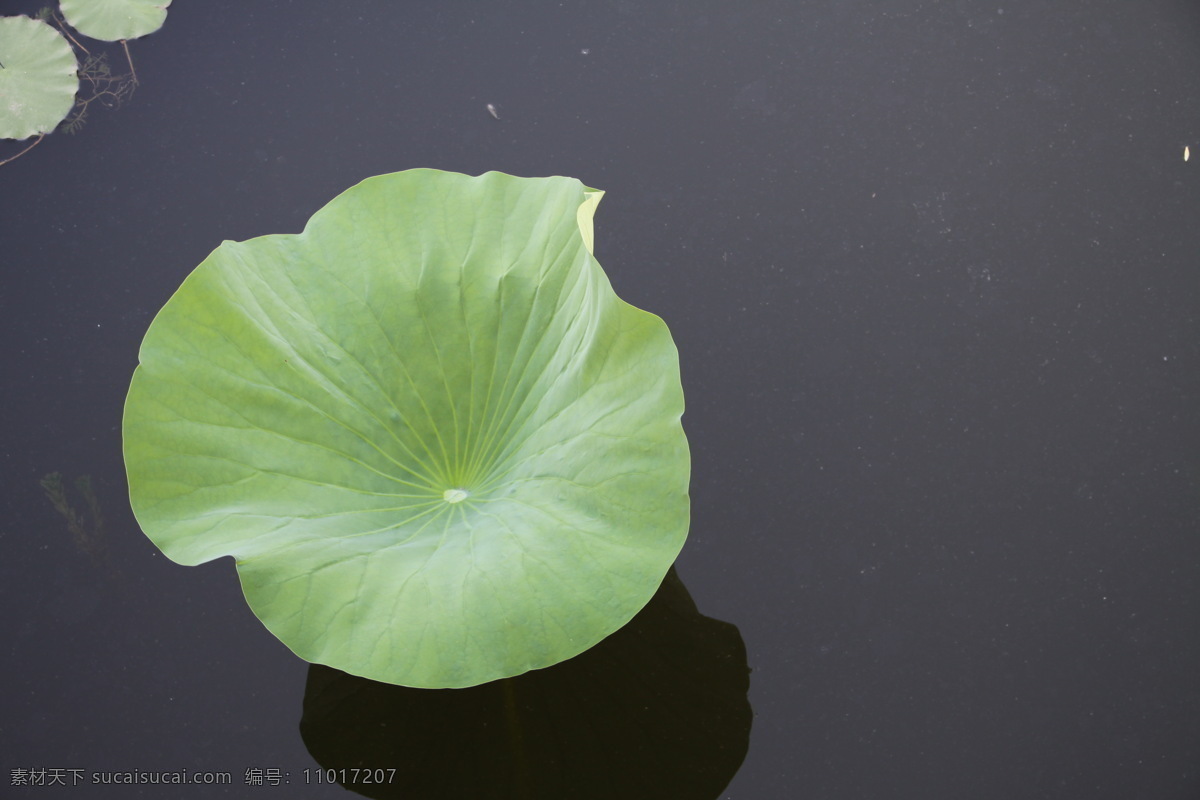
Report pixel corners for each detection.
[0,0,171,164]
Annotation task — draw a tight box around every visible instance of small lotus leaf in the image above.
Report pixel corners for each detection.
[0,16,79,140]
[60,0,172,42]
[123,170,691,688]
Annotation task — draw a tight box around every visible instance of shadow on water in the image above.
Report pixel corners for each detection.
[300,567,752,800]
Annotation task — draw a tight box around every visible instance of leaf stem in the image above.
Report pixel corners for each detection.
[121,40,138,84]
[50,10,90,55]
[0,134,45,168]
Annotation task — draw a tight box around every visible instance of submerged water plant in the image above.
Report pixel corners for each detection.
[123,169,690,688]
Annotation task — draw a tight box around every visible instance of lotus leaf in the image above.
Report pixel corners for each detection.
[123,169,690,688]
[60,0,172,42]
[0,16,79,140]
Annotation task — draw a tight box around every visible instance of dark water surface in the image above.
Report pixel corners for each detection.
[3,1,1199,797]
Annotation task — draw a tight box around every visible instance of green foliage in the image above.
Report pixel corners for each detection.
[123,170,691,688]
[60,0,172,43]
[0,16,78,142]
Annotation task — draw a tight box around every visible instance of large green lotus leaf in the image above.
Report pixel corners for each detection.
[123,169,690,688]
[0,16,79,140]
[60,0,171,42]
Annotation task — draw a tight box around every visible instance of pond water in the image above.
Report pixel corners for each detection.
[3,1,1199,798]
